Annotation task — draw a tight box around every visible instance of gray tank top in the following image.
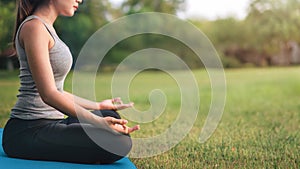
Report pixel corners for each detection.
[11,15,73,120]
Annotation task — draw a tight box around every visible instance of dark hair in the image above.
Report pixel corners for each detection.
[13,0,48,48]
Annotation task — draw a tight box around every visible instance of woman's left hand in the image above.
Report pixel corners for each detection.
[98,97,134,111]
[103,117,140,134]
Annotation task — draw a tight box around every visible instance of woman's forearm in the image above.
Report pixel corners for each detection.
[43,90,107,127]
[63,91,100,110]
[44,90,136,133]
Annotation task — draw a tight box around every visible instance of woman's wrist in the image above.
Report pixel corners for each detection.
[98,102,102,110]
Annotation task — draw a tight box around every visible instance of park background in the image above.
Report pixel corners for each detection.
[0,0,299,168]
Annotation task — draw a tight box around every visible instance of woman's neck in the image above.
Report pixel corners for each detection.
[33,4,58,26]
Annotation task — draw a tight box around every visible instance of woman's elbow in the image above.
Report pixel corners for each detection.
[39,89,60,105]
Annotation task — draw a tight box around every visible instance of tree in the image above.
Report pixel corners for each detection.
[0,0,16,52]
[55,0,114,61]
[246,0,300,53]
[120,0,186,15]
[99,0,191,69]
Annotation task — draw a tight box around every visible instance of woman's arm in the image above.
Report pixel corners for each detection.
[20,20,139,133]
[62,91,99,110]
[62,91,134,111]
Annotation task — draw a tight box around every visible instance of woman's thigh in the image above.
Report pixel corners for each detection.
[64,110,121,124]
[31,120,132,164]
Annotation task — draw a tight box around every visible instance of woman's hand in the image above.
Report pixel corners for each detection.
[99,97,134,111]
[104,116,140,134]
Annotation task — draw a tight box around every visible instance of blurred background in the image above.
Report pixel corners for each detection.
[1,1,299,168]
[1,0,300,70]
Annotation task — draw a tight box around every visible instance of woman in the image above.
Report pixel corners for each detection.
[2,0,139,164]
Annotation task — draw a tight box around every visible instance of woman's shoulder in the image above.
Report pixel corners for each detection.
[19,19,52,47]
[20,19,47,36]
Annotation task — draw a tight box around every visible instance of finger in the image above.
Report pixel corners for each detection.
[111,118,128,125]
[128,102,134,106]
[112,97,121,103]
[113,98,126,106]
[116,103,134,110]
[128,125,140,133]
[114,124,127,132]
[115,100,124,105]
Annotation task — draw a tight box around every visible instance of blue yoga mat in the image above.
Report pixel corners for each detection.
[0,129,136,169]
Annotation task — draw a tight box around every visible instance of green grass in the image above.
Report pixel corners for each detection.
[0,67,299,168]
[0,71,20,127]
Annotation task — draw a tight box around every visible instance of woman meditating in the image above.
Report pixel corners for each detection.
[2,0,139,164]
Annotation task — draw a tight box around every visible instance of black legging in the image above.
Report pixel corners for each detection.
[2,110,132,164]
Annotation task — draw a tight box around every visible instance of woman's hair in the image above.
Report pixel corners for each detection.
[13,0,48,48]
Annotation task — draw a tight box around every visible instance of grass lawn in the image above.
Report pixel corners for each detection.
[0,67,299,168]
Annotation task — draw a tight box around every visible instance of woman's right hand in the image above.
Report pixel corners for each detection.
[103,116,140,134]
[99,98,134,111]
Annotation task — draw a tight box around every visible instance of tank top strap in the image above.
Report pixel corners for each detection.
[29,15,57,38]
[16,15,57,46]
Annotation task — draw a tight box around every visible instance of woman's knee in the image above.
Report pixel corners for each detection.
[94,135,132,164]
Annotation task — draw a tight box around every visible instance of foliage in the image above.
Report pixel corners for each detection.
[192,18,246,50]
[102,33,203,71]
[245,0,300,53]
[0,0,15,52]
[54,0,114,61]
[190,0,300,67]
[120,0,185,14]
[101,0,188,68]
[1,0,300,68]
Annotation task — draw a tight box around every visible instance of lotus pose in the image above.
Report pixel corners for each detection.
[2,0,139,164]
